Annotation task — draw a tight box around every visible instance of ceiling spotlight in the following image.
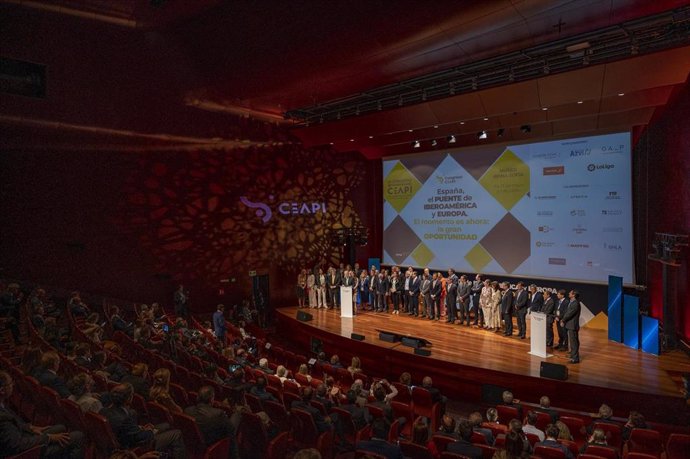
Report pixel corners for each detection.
[520,125,531,133]
[412,140,421,148]
[368,135,374,139]
[497,128,505,137]
[542,107,548,111]
[431,139,438,147]
[577,100,584,104]
[460,121,465,125]
[483,117,489,121]
[408,129,413,133]
[447,135,456,144]
[349,139,354,142]
[478,131,488,140]
[618,93,625,96]
[434,125,438,129]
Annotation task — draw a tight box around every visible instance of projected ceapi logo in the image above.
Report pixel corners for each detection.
[240,196,326,223]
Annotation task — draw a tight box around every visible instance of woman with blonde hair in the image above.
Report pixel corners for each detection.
[149,368,182,412]
[297,363,312,383]
[347,356,362,376]
[480,279,493,330]
[490,281,502,331]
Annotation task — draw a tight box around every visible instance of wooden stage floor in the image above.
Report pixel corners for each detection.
[277,306,690,399]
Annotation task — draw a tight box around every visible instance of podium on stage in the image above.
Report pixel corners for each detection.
[340,286,353,318]
[529,312,552,358]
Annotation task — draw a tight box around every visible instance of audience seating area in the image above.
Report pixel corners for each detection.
[0,281,688,459]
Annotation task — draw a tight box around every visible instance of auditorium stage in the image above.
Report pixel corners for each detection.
[275,306,690,424]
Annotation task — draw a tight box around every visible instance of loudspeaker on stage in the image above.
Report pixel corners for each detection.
[296,310,313,322]
[540,361,568,380]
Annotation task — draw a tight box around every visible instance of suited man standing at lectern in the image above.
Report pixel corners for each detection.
[528,284,544,313]
[561,290,582,364]
[542,291,556,348]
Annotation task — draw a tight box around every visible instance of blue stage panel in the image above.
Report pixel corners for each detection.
[608,275,623,342]
[641,316,660,356]
[623,294,640,349]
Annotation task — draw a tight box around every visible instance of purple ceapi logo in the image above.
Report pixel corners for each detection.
[240,196,326,223]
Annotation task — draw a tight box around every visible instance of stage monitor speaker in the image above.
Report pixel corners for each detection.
[351,333,365,341]
[379,332,398,343]
[414,348,431,356]
[540,361,568,381]
[402,336,424,348]
[296,310,313,322]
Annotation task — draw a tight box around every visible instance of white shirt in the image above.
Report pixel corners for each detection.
[523,424,545,441]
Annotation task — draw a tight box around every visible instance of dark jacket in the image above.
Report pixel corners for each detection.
[100,405,153,448]
[0,405,48,456]
[34,368,70,398]
[184,402,234,446]
[446,439,483,459]
[357,438,404,459]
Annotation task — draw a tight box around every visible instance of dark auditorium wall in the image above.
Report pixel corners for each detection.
[0,146,379,311]
[634,77,690,343]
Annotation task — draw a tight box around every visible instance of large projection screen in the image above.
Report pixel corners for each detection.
[382,132,634,284]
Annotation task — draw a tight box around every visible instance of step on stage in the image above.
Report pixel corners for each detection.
[276,306,690,424]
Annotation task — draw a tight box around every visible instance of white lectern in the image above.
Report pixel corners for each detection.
[529,312,552,358]
[340,286,353,318]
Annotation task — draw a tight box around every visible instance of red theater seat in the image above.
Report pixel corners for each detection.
[666,433,690,459]
[534,445,568,459]
[627,429,662,458]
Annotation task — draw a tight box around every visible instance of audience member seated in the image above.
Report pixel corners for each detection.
[0,370,85,458]
[341,390,372,430]
[508,419,532,454]
[294,448,322,459]
[493,430,531,459]
[422,376,447,413]
[370,379,398,404]
[19,346,43,376]
[184,385,238,458]
[534,424,574,459]
[538,395,559,423]
[356,417,404,459]
[203,364,225,385]
[275,365,293,385]
[101,383,185,459]
[121,363,151,400]
[92,351,127,382]
[446,419,483,459]
[580,428,618,458]
[350,379,369,407]
[469,411,495,445]
[110,306,134,337]
[437,414,458,439]
[315,383,336,411]
[412,417,440,459]
[522,411,545,441]
[80,313,104,343]
[149,368,182,413]
[249,376,277,402]
[555,420,573,441]
[33,351,71,398]
[257,358,274,375]
[347,356,362,376]
[500,391,523,418]
[330,354,343,369]
[486,407,501,425]
[622,411,647,442]
[74,343,96,371]
[69,291,90,318]
[588,404,618,435]
[370,384,396,426]
[290,387,337,435]
[297,363,312,383]
[67,373,103,413]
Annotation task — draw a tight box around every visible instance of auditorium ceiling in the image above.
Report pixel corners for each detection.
[2,0,690,156]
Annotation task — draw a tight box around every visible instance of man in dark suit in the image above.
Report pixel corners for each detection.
[327,267,342,309]
[110,306,134,337]
[291,387,339,434]
[408,271,420,316]
[184,385,238,457]
[376,273,389,313]
[541,293,556,348]
[457,275,472,325]
[561,290,582,364]
[430,273,442,320]
[554,289,569,350]
[446,419,483,459]
[528,284,544,313]
[173,284,188,318]
[212,304,226,347]
[249,376,277,403]
[341,390,372,430]
[537,396,559,423]
[500,282,514,336]
[34,351,71,398]
[471,274,484,326]
[468,411,494,445]
[101,383,185,459]
[446,269,459,323]
[513,281,529,339]
[535,424,574,459]
[73,343,96,371]
[0,370,85,458]
[356,417,404,459]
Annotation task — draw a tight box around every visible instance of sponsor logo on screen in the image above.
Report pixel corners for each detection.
[548,258,567,265]
[543,166,565,175]
[572,225,587,234]
[606,191,622,200]
[570,209,586,217]
[601,209,623,216]
[569,194,588,199]
[570,148,591,157]
[564,184,589,189]
[537,210,554,217]
[533,151,560,159]
[604,242,623,251]
[587,163,615,171]
[534,195,557,200]
[240,196,326,223]
[601,144,627,154]
[568,243,590,249]
[538,226,554,233]
[536,241,555,248]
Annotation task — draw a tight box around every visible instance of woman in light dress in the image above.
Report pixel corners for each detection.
[480,279,494,329]
[489,281,502,330]
[307,271,317,308]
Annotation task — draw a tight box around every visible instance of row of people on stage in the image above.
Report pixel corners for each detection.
[297,263,582,363]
